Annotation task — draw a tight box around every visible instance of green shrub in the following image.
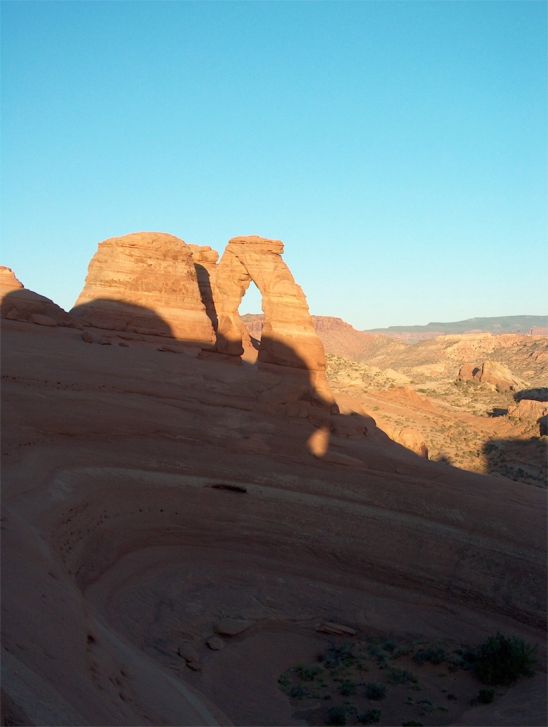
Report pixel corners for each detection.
[477,688,495,704]
[339,681,357,696]
[289,685,308,699]
[387,668,417,684]
[277,673,291,692]
[327,706,348,725]
[358,709,381,725]
[413,646,446,665]
[325,643,356,670]
[474,633,536,685]
[365,682,386,700]
[295,664,322,681]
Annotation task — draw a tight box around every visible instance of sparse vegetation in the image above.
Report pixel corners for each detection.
[365,682,386,700]
[327,706,348,725]
[413,646,446,665]
[279,633,533,725]
[473,633,537,685]
[387,668,417,685]
[358,709,381,724]
[339,680,357,696]
[476,688,495,704]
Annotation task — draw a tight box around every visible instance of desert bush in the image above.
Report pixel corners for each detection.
[387,667,417,684]
[327,705,357,725]
[358,709,381,724]
[325,642,356,669]
[338,680,357,696]
[474,633,536,685]
[476,688,495,704]
[413,646,446,665]
[295,664,322,681]
[365,682,386,700]
[327,706,347,725]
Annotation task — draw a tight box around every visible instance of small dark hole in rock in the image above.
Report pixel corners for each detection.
[209,484,248,494]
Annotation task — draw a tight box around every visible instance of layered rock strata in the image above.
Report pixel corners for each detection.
[214,236,331,400]
[0,266,75,327]
[72,233,215,345]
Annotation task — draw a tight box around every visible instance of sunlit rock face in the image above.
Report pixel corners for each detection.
[71,232,216,345]
[213,236,332,401]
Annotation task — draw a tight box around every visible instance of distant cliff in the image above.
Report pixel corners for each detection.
[366,315,548,342]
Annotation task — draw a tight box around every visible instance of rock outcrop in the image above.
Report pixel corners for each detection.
[72,233,215,346]
[388,426,429,459]
[508,399,548,436]
[457,360,525,392]
[0,266,75,327]
[214,236,330,399]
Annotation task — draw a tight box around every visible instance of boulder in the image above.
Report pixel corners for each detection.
[72,233,216,347]
[213,618,252,637]
[206,636,225,651]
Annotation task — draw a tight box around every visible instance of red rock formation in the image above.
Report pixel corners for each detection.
[457,360,525,392]
[214,236,331,400]
[72,233,215,346]
[0,266,75,327]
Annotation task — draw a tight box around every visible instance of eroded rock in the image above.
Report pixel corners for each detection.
[72,233,216,347]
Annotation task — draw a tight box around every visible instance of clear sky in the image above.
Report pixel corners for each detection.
[2,0,546,329]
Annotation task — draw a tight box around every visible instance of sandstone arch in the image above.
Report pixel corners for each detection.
[213,236,330,398]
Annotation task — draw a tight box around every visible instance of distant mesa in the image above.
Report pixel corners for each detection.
[457,360,526,393]
[0,265,75,328]
[367,315,548,342]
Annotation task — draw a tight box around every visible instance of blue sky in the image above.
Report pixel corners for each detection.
[2,0,546,328]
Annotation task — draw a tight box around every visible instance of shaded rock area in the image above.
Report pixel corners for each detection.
[0,266,76,327]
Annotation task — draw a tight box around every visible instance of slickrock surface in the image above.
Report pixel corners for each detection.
[2,318,546,726]
[0,266,75,327]
[72,233,215,346]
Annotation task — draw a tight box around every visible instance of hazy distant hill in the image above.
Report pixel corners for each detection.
[367,315,548,341]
